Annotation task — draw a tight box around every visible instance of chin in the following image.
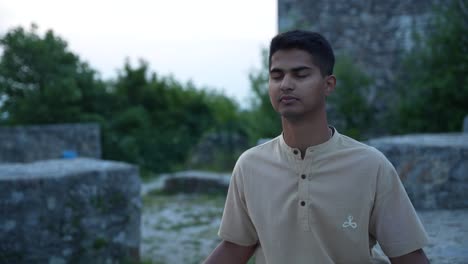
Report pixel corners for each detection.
[280,111,304,120]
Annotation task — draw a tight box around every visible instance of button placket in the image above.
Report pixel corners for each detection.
[305,157,316,229]
[298,171,308,206]
[296,156,310,231]
[289,146,315,231]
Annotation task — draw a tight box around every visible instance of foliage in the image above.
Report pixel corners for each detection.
[0,24,109,124]
[103,61,219,172]
[0,24,244,173]
[328,55,374,139]
[243,49,281,142]
[392,0,468,133]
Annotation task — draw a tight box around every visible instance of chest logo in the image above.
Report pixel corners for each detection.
[342,215,357,229]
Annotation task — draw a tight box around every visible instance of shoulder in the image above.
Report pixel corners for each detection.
[234,136,281,172]
[335,132,389,165]
[238,136,280,162]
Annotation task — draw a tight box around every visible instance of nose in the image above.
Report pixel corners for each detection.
[280,74,294,91]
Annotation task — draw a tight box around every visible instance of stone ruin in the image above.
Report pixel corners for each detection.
[277,0,452,136]
[0,123,101,163]
[368,133,468,209]
[0,124,141,263]
[160,170,230,195]
[278,0,442,91]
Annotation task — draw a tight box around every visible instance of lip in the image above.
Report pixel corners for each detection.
[279,95,299,102]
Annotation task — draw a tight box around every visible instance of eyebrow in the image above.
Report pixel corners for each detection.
[269,66,312,73]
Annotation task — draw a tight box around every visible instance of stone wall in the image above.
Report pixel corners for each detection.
[277,0,449,131]
[368,133,468,209]
[0,158,141,263]
[278,0,442,90]
[0,123,101,163]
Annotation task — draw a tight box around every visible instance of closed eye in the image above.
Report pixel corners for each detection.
[269,71,284,80]
[294,69,311,78]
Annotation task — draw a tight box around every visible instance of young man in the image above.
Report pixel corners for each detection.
[204,30,429,264]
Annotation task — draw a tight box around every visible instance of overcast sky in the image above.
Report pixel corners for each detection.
[0,0,277,106]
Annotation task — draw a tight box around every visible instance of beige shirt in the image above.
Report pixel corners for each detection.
[218,128,429,264]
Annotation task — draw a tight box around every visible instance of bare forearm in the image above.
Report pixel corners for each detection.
[390,249,430,264]
[204,240,257,264]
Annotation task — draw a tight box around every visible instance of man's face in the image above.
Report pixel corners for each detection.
[268,49,334,121]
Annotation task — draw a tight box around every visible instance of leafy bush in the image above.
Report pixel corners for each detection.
[0,25,245,173]
[392,0,468,133]
[328,55,374,139]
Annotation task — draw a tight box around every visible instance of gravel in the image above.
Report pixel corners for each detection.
[140,180,468,264]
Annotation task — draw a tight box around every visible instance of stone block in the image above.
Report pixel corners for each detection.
[162,171,230,195]
[0,123,101,163]
[0,158,141,263]
[368,133,468,209]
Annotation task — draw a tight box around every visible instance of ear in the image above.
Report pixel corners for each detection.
[324,75,336,96]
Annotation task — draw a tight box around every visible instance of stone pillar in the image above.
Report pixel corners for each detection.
[0,158,141,263]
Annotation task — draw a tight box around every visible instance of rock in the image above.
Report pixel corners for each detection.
[368,133,468,209]
[0,123,101,163]
[0,158,141,263]
[162,170,230,195]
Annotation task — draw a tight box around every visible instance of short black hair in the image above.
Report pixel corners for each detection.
[269,30,335,76]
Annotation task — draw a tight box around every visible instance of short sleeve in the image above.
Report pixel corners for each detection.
[369,155,429,258]
[218,159,258,246]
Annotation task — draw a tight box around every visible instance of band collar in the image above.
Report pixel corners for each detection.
[279,127,339,159]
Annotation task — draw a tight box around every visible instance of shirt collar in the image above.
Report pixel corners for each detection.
[279,126,339,159]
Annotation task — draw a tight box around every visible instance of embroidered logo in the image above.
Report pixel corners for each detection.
[342,215,357,229]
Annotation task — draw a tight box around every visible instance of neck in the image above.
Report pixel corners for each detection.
[281,111,331,158]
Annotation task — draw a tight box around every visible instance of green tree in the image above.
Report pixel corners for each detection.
[104,60,217,172]
[244,49,281,142]
[328,55,374,139]
[394,0,468,133]
[0,24,247,174]
[0,24,108,124]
